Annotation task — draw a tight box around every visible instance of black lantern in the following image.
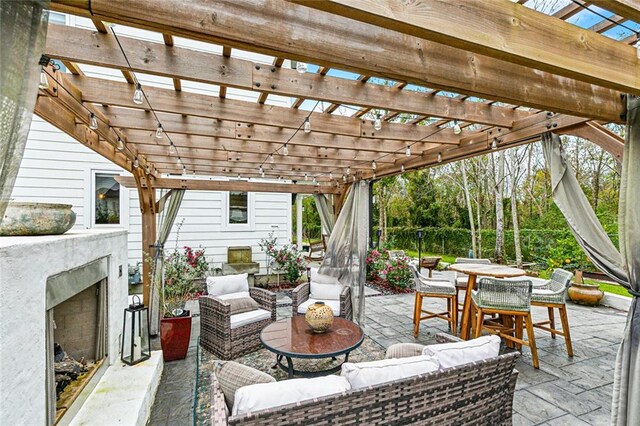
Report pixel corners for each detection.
[376,229,382,249]
[307,267,312,284]
[417,229,423,274]
[121,295,151,366]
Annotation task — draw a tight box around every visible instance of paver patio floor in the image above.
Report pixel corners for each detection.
[149,286,626,425]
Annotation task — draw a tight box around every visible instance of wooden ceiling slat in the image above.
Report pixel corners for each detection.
[295,0,638,95]
[590,0,640,24]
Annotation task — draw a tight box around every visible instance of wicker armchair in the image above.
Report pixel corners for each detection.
[199,287,276,360]
[291,281,353,320]
[531,268,574,356]
[471,277,539,368]
[409,263,457,336]
[211,333,520,425]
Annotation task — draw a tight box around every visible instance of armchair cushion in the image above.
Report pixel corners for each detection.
[213,361,275,410]
[341,355,440,390]
[216,291,251,301]
[207,273,249,296]
[233,375,351,416]
[297,298,341,316]
[310,267,340,284]
[226,297,261,315]
[230,309,271,329]
[310,281,343,300]
[422,335,501,369]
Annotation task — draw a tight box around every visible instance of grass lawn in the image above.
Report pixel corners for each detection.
[402,250,457,265]
[584,278,631,298]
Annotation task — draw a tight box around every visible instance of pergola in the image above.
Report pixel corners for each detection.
[39,0,633,303]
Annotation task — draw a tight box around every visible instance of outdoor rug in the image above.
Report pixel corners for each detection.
[193,336,386,424]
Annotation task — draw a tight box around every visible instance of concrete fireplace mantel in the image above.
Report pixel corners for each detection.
[0,229,130,424]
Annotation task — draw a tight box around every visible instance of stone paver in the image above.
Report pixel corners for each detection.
[149,290,627,425]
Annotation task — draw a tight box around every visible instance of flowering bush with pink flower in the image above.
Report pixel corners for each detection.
[259,232,307,284]
[366,248,413,292]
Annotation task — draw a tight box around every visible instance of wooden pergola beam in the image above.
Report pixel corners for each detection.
[49,0,624,122]
[561,122,625,161]
[590,0,640,24]
[44,24,525,127]
[115,176,342,194]
[294,0,639,95]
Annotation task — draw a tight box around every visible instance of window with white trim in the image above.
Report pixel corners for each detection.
[93,173,121,225]
[228,191,248,224]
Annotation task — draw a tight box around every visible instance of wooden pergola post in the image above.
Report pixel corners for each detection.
[134,170,157,305]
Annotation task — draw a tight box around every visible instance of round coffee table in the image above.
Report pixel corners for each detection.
[260,316,364,379]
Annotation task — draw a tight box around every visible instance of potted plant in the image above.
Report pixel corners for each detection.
[159,245,208,361]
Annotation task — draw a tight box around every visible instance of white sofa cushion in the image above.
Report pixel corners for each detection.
[421,335,501,369]
[341,355,440,390]
[230,309,271,329]
[310,267,340,284]
[297,298,341,316]
[207,273,249,296]
[232,375,351,416]
[310,281,343,300]
[216,291,251,301]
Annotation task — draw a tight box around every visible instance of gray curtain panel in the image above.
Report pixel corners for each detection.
[0,1,49,220]
[313,193,335,236]
[318,181,369,324]
[541,133,627,285]
[149,189,185,334]
[612,95,640,426]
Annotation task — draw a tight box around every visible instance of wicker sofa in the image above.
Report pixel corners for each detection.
[210,334,520,425]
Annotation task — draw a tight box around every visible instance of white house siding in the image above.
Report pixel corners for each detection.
[8,13,293,273]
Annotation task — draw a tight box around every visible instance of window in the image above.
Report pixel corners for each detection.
[228,192,248,224]
[94,174,120,225]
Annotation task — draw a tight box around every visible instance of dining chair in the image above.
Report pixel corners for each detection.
[531,268,574,357]
[452,257,492,313]
[470,277,539,368]
[409,263,458,337]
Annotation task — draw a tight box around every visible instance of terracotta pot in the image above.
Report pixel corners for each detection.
[0,202,76,236]
[305,301,334,333]
[160,311,192,361]
[568,283,604,306]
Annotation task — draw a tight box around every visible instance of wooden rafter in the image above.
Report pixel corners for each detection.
[295,0,639,95]
[162,33,182,91]
[48,0,624,122]
[590,0,640,24]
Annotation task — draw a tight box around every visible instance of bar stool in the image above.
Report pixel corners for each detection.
[471,277,539,369]
[409,263,458,337]
[452,257,492,313]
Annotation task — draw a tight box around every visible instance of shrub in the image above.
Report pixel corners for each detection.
[259,232,307,284]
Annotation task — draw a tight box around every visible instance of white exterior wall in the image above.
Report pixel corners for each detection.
[9,14,293,272]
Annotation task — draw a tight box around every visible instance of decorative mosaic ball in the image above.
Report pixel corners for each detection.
[305,301,334,333]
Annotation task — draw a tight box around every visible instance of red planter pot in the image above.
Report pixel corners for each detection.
[160,312,192,362]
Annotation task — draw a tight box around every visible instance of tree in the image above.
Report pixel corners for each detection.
[493,151,506,263]
[460,161,477,255]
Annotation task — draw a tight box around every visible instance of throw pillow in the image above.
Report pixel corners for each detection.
[309,267,340,285]
[341,355,440,390]
[226,297,261,315]
[213,361,275,410]
[310,281,343,300]
[207,273,249,296]
[233,375,351,416]
[421,335,501,369]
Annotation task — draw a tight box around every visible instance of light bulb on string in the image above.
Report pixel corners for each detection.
[401,164,405,173]
[343,174,347,183]
[374,114,382,131]
[269,154,275,164]
[259,165,264,176]
[372,160,377,170]
[304,173,308,181]
[168,144,176,155]
[347,166,351,175]
[437,152,443,163]
[304,117,311,133]
[405,145,411,157]
[146,164,151,174]
[283,144,289,156]
[296,61,308,73]
[238,173,241,180]
[313,177,318,185]
[155,124,164,139]
[453,120,462,135]
[39,67,50,90]
[329,171,333,180]
[176,156,181,165]
[491,138,498,150]
[133,158,140,168]
[133,83,144,105]
[182,165,187,176]
[89,113,98,130]
[117,137,125,151]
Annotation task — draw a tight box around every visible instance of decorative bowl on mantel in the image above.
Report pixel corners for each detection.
[0,202,76,236]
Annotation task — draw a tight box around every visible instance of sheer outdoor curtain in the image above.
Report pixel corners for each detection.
[542,123,640,424]
[0,1,49,220]
[149,189,185,335]
[318,181,369,324]
[313,193,335,236]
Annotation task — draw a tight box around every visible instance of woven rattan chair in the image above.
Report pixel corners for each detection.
[531,268,574,356]
[471,277,539,368]
[291,281,353,320]
[409,263,457,337]
[452,257,491,316]
[199,287,276,360]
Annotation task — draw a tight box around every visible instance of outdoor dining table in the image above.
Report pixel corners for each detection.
[449,263,527,340]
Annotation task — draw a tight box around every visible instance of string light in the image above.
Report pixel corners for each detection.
[117,137,125,151]
[374,113,382,131]
[372,160,377,170]
[329,171,333,180]
[343,174,347,182]
[168,143,176,154]
[405,145,411,157]
[401,164,405,173]
[146,164,151,174]
[347,166,351,175]
[261,168,265,178]
[313,177,318,185]
[155,124,164,139]
[133,83,144,105]
[89,113,98,130]
[39,67,50,89]
[437,152,443,163]
[238,173,241,179]
[296,61,308,73]
[283,143,289,156]
[453,120,462,135]
[176,156,181,164]
[491,138,498,150]
[269,154,275,163]
[304,173,309,181]
[182,165,187,176]
[304,117,311,133]
[133,158,139,168]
